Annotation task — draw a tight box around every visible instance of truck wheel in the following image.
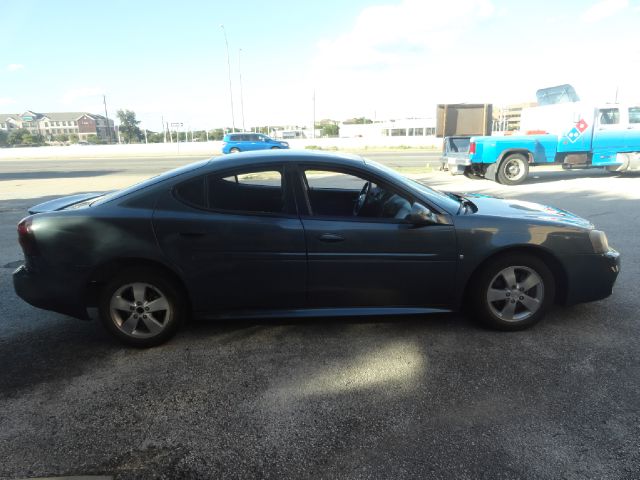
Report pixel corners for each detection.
[497,154,529,185]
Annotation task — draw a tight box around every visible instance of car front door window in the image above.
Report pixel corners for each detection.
[303,169,413,221]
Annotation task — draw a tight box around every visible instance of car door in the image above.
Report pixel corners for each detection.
[592,107,624,164]
[152,164,307,315]
[293,164,458,308]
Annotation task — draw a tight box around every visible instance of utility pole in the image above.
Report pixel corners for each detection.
[312,89,316,139]
[220,24,236,132]
[103,95,112,144]
[162,115,166,143]
[239,48,246,132]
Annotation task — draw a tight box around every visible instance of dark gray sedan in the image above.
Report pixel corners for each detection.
[13,151,620,346]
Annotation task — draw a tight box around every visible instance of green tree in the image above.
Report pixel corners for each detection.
[146,132,164,143]
[8,128,30,145]
[0,130,8,146]
[343,117,373,125]
[54,134,69,143]
[116,109,142,143]
[210,128,225,140]
[86,134,100,144]
[319,124,339,137]
[68,133,79,143]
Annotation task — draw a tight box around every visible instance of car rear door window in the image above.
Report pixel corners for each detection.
[174,176,206,208]
[208,169,284,214]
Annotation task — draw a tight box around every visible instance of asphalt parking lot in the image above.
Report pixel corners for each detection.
[1,154,639,479]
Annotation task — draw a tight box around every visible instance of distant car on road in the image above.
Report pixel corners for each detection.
[13,150,620,347]
[222,133,289,154]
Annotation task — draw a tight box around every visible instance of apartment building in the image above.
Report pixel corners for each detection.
[0,110,115,142]
[492,102,538,132]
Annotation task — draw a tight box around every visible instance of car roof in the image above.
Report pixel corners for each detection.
[206,149,366,170]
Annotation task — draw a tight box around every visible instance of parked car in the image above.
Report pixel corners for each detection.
[221,133,289,154]
[13,151,620,347]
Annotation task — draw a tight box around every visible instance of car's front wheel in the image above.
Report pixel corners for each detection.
[471,254,555,330]
[229,147,240,153]
[98,268,186,347]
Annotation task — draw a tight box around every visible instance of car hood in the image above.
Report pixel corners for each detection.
[28,192,108,214]
[459,193,593,229]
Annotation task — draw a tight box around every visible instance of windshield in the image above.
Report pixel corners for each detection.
[364,158,461,213]
[90,159,210,206]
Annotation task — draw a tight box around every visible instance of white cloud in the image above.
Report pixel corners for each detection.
[6,63,24,72]
[581,0,628,23]
[0,97,17,107]
[308,0,495,120]
[313,0,494,72]
[61,87,104,105]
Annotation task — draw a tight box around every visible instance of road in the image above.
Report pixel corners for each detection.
[0,151,443,179]
[1,153,639,479]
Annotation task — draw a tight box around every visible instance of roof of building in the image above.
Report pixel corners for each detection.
[0,111,109,122]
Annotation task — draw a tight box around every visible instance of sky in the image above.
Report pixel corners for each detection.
[1,0,639,131]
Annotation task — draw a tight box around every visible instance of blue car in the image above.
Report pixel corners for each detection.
[222,133,289,154]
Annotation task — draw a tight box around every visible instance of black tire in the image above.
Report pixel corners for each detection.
[98,267,186,347]
[229,147,240,153]
[270,146,280,150]
[463,167,484,180]
[497,153,529,185]
[470,253,555,331]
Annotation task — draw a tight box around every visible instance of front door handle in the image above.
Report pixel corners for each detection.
[318,233,345,242]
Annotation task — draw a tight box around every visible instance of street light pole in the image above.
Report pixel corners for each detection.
[239,48,246,132]
[103,94,112,144]
[220,24,236,133]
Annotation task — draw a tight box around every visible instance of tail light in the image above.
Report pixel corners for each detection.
[469,141,476,155]
[17,216,39,256]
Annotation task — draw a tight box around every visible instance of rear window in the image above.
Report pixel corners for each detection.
[92,160,209,206]
[599,108,620,125]
[447,137,470,153]
[629,107,640,124]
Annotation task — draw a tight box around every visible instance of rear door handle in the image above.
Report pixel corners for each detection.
[318,233,345,242]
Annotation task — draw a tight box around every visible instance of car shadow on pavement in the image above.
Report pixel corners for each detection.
[181,311,470,341]
[0,316,121,400]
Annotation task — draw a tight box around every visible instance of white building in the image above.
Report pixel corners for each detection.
[339,118,436,138]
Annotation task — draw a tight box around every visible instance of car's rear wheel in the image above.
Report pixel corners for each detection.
[270,146,280,150]
[229,147,240,153]
[471,254,554,330]
[98,268,185,347]
[497,154,529,185]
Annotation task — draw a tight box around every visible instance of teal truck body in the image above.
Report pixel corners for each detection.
[448,87,640,185]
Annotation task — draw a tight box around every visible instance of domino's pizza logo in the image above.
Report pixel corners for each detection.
[567,119,589,143]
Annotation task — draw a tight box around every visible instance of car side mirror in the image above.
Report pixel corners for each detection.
[408,202,438,225]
